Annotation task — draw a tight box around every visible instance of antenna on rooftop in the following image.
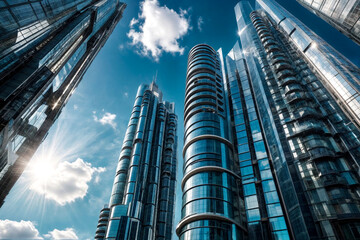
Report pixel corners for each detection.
[153,70,158,84]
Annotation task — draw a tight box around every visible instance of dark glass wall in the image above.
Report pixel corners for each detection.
[95,83,178,240]
[0,0,126,207]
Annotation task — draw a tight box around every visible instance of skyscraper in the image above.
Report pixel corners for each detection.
[95,82,177,240]
[233,0,360,239]
[296,0,360,46]
[176,44,248,239]
[0,0,126,207]
[224,42,291,240]
[178,0,360,239]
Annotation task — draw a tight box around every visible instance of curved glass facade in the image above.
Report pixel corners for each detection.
[177,44,247,240]
[95,205,110,239]
[96,83,177,240]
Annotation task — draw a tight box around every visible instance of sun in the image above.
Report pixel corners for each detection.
[28,155,57,183]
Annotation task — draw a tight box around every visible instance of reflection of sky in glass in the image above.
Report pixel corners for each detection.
[0,0,359,238]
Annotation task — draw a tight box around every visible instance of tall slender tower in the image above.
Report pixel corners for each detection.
[0,0,126,207]
[233,0,360,239]
[95,83,178,240]
[176,44,248,239]
[296,0,360,45]
[224,42,292,240]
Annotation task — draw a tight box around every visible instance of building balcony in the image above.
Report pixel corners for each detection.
[276,69,295,80]
[281,76,298,86]
[291,106,320,120]
[274,62,293,72]
[308,147,335,160]
[286,91,308,104]
[320,173,347,187]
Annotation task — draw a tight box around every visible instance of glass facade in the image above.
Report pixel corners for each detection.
[95,83,178,240]
[0,0,126,207]
[234,0,360,239]
[176,44,248,240]
[255,0,360,130]
[296,0,360,45]
[224,42,291,240]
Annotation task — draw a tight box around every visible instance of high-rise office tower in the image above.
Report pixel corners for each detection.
[176,44,248,239]
[296,0,360,45]
[225,42,291,240]
[0,0,126,207]
[95,82,177,240]
[233,0,360,239]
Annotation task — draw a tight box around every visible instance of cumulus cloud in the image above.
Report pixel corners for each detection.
[30,158,106,205]
[127,0,190,61]
[0,220,42,239]
[44,228,78,240]
[93,112,117,129]
[197,16,204,31]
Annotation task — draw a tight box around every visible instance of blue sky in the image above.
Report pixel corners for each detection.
[0,0,359,239]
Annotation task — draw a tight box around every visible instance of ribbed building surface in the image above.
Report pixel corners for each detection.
[296,0,360,45]
[176,44,248,239]
[95,82,177,240]
[234,0,360,239]
[0,0,126,207]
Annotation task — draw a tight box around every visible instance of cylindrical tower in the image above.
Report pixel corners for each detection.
[95,205,110,239]
[176,44,247,239]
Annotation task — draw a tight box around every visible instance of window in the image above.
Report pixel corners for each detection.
[244,183,256,196]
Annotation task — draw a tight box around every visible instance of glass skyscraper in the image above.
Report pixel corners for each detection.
[176,44,248,239]
[178,0,360,239]
[0,0,126,207]
[296,0,360,45]
[95,82,177,240]
[234,0,360,239]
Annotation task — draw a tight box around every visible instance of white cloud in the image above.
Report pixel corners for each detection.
[197,16,204,31]
[93,112,117,129]
[73,104,78,110]
[0,220,42,239]
[124,92,129,98]
[127,0,190,61]
[44,228,78,240]
[30,158,106,205]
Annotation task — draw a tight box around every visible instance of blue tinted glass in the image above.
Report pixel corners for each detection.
[238,144,249,153]
[250,120,261,134]
[247,208,261,222]
[267,203,283,217]
[272,230,290,240]
[262,180,276,192]
[265,191,280,204]
[244,183,256,196]
[260,169,272,180]
[239,152,251,161]
[269,217,287,231]
[254,141,267,159]
[240,160,252,167]
[241,166,253,176]
[258,158,270,170]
